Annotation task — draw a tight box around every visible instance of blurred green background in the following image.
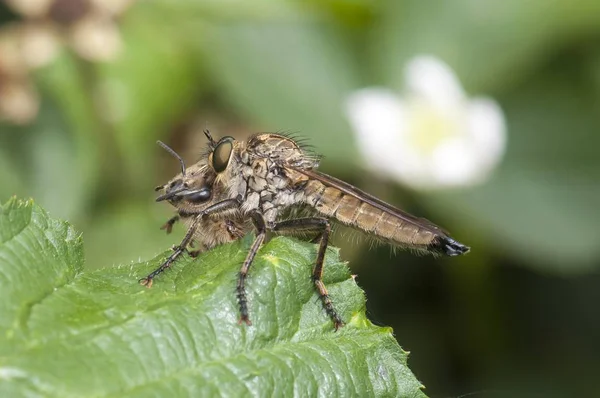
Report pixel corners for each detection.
[1,1,599,397]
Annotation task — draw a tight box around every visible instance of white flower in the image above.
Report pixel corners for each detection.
[345,55,506,190]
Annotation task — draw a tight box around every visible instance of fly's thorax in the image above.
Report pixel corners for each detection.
[231,133,320,223]
[237,149,311,223]
[246,133,317,169]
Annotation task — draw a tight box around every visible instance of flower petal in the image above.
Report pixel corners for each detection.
[345,56,507,191]
[431,139,482,187]
[404,55,465,111]
[345,88,407,172]
[467,97,507,169]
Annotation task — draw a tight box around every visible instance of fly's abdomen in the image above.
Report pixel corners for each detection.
[305,180,469,256]
[304,180,437,250]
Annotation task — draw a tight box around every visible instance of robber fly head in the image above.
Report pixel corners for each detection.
[154,140,214,205]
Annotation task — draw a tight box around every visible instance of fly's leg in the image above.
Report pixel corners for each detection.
[237,212,266,326]
[140,215,201,287]
[160,215,179,234]
[140,199,240,288]
[272,217,344,331]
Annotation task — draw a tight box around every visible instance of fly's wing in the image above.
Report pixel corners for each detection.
[244,133,468,256]
[291,168,469,256]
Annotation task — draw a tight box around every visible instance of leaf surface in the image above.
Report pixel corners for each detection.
[0,198,426,397]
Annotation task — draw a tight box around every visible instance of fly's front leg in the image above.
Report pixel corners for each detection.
[140,198,241,288]
[140,215,200,287]
[271,218,344,331]
[237,212,266,326]
[160,215,179,234]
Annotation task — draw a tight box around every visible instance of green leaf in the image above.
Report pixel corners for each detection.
[0,198,426,397]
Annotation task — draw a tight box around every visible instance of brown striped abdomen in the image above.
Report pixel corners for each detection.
[304,180,437,250]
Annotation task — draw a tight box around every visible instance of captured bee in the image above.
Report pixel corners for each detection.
[142,131,470,330]
[141,141,249,287]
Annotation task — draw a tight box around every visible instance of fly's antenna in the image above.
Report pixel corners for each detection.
[203,129,216,146]
[157,140,186,176]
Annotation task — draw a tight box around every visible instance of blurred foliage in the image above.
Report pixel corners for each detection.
[0,199,424,397]
[1,0,599,396]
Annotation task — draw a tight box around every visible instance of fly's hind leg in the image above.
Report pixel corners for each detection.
[271,217,344,331]
[237,212,267,326]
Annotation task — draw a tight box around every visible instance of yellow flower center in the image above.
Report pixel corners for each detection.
[406,101,459,155]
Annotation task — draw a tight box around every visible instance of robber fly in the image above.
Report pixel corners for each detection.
[141,131,469,330]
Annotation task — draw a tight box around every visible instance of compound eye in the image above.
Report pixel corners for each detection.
[212,137,234,173]
[185,188,211,203]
